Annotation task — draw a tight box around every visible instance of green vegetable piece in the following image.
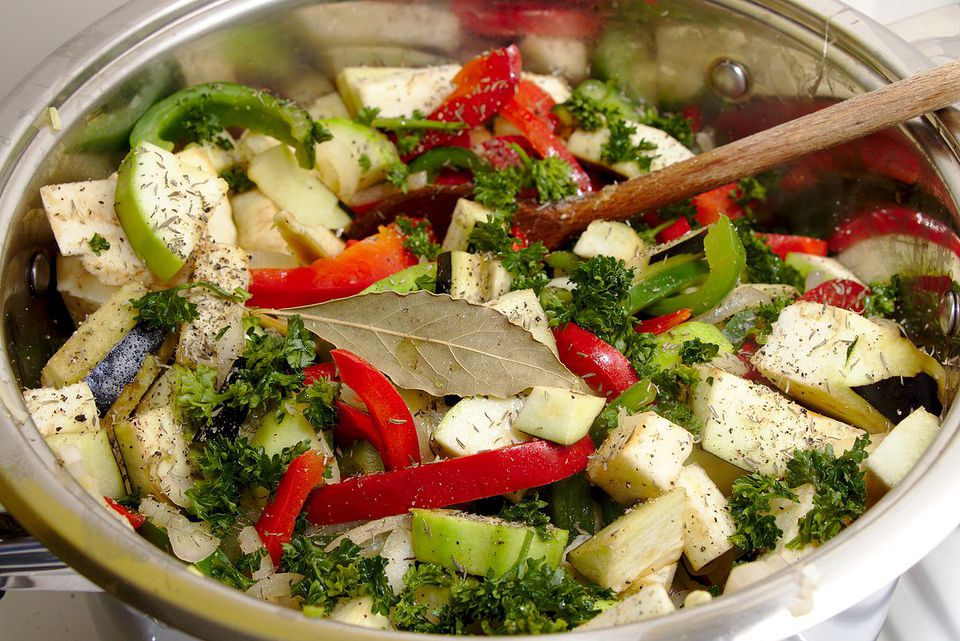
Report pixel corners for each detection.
[193,548,255,591]
[129,82,321,169]
[407,146,483,182]
[590,379,657,444]
[251,404,325,458]
[624,253,709,314]
[360,262,437,295]
[498,494,552,540]
[411,509,568,578]
[549,473,598,535]
[653,321,733,371]
[729,473,798,553]
[647,216,746,316]
[337,439,385,477]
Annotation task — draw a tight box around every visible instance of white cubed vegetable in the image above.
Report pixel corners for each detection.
[433,396,527,457]
[675,463,736,571]
[866,408,940,490]
[514,387,605,445]
[573,220,647,264]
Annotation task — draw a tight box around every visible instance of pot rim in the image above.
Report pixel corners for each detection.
[0,1,958,640]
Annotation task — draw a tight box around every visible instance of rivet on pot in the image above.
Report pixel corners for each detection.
[710,59,750,99]
[937,289,960,336]
[28,252,51,296]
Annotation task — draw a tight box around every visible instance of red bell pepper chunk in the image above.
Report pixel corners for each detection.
[452,0,602,39]
[479,135,537,169]
[104,497,145,529]
[303,363,337,385]
[692,183,746,227]
[501,82,592,193]
[416,45,522,155]
[553,323,639,400]
[510,225,530,250]
[635,308,692,335]
[434,170,473,185]
[757,233,828,260]
[330,350,421,471]
[333,401,385,454]
[800,279,868,314]
[307,437,594,525]
[511,80,561,132]
[657,217,692,244]
[248,226,418,309]
[736,337,762,381]
[256,450,329,566]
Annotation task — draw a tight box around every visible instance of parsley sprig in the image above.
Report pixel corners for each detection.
[498,495,551,540]
[88,233,110,256]
[395,216,441,261]
[468,213,550,293]
[131,282,251,332]
[472,145,578,213]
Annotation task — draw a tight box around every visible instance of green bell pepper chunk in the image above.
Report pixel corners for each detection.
[624,253,710,314]
[646,216,745,316]
[589,379,657,444]
[549,473,598,535]
[360,262,437,294]
[545,250,582,275]
[129,82,321,169]
[407,146,483,182]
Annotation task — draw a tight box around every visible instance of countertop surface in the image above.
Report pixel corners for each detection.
[1,1,958,640]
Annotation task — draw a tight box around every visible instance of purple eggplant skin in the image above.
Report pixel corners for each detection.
[852,372,942,425]
[84,324,167,415]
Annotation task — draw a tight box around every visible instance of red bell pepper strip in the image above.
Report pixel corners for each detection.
[501,82,592,193]
[827,206,960,257]
[256,449,329,565]
[553,323,639,400]
[330,350,421,470]
[511,80,561,132]
[303,363,337,385]
[333,401,385,454]
[105,497,145,529]
[757,233,828,260]
[800,279,868,314]
[736,338,762,381]
[248,226,418,309]
[452,0,602,39]
[692,183,746,227]
[479,135,537,169]
[657,217,692,244]
[635,308,692,335]
[416,46,522,155]
[307,436,594,525]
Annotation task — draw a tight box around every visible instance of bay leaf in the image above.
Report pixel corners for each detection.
[268,291,579,397]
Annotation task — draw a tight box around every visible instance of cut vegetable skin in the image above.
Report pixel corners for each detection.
[441,198,492,252]
[435,251,510,303]
[865,408,940,491]
[692,365,865,476]
[85,324,168,415]
[751,301,945,432]
[514,387,605,445]
[115,142,226,281]
[566,122,694,178]
[336,64,460,118]
[572,220,647,265]
[568,487,686,592]
[41,283,146,388]
[410,508,568,578]
[360,262,437,294]
[674,463,735,571]
[248,144,352,230]
[313,118,401,201]
[587,411,693,503]
[432,395,527,457]
[486,289,559,356]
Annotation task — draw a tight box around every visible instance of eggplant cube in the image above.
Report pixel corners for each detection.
[572,220,646,263]
[675,463,736,571]
[24,382,100,437]
[578,584,675,629]
[865,408,940,491]
[587,411,693,503]
[514,387,605,445]
[568,487,686,592]
[692,365,865,476]
[442,198,492,252]
[114,406,194,508]
[751,301,945,433]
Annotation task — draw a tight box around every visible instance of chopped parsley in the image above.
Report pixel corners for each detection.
[358,153,372,173]
[355,106,380,126]
[311,120,333,144]
[680,338,720,365]
[296,376,340,431]
[863,276,901,318]
[737,225,805,290]
[650,366,701,437]
[729,473,798,553]
[283,536,394,617]
[131,282,251,332]
[721,297,793,347]
[468,213,550,293]
[356,107,467,155]
[393,559,612,634]
[471,146,577,212]
[181,108,233,150]
[600,117,656,169]
[395,216,441,261]
[88,233,110,256]
[498,494,551,540]
[187,437,310,535]
[204,549,256,591]
[385,161,410,189]
[219,166,254,193]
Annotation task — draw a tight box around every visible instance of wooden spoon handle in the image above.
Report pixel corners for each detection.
[518,58,960,248]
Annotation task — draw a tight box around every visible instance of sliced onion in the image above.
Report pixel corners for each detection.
[324,514,412,554]
[237,525,275,581]
[140,498,220,563]
[696,284,799,326]
[247,572,302,607]
[380,524,414,594]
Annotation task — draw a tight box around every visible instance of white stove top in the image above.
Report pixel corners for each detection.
[0,1,958,640]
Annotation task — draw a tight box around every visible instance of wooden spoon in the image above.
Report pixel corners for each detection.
[511,58,960,248]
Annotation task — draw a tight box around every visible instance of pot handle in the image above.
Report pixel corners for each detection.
[0,512,96,592]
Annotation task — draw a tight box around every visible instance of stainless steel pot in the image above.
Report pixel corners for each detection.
[1,1,959,640]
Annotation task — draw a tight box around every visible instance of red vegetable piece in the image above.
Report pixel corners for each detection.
[330,350,421,471]
[307,437,594,525]
[828,206,960,257]
[692,183,746,227]
[333,401,385,454]
[800,279,868,314]
[451,0,602,39]
[736,337,762,381]
[635,308,692,335]
[416,45,522,154]
[757,233,828,260]
[434,170,473,185]
[553,323,639,400]
[256,449,329,565]
[303,363,337,385]
[657,217,691,244]
[248,226,418,308]
[510,225,530,250]
[511,79,560,132]
[104,497,145,529]
[479,135,536,169]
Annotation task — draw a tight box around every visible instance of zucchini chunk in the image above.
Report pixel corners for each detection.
[578,585,675,629]
[114,405,194,507]
[751,301,946,432]
[865,408,940,491]
[432,396,527,457]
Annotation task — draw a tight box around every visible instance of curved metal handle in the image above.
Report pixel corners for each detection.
[0,511,96,592]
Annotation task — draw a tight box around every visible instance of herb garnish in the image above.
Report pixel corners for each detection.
[219,167,254,193]
[680,338,720,365]
[863,276,901,318]
[650,366,701,436]
[498,494,551,540]
[395,216,441,261]
[472,147,577,212]
[296,376,340,431]
[468,213,550,293]
[729,473,798,553]
[88,233,111,256]
[131,282,251,332]
[181,108,233,150]
[737,225,805,290]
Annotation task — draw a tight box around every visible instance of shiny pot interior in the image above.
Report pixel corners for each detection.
[1,1,959,640]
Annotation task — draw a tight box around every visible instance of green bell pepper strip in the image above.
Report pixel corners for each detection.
[624,253,709,314]
[549,473,598,535]
[645,216,746,316]
[129,82,321,169]
[589,379,657,444]
[545,250,582,274]
[407,146,483,182]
